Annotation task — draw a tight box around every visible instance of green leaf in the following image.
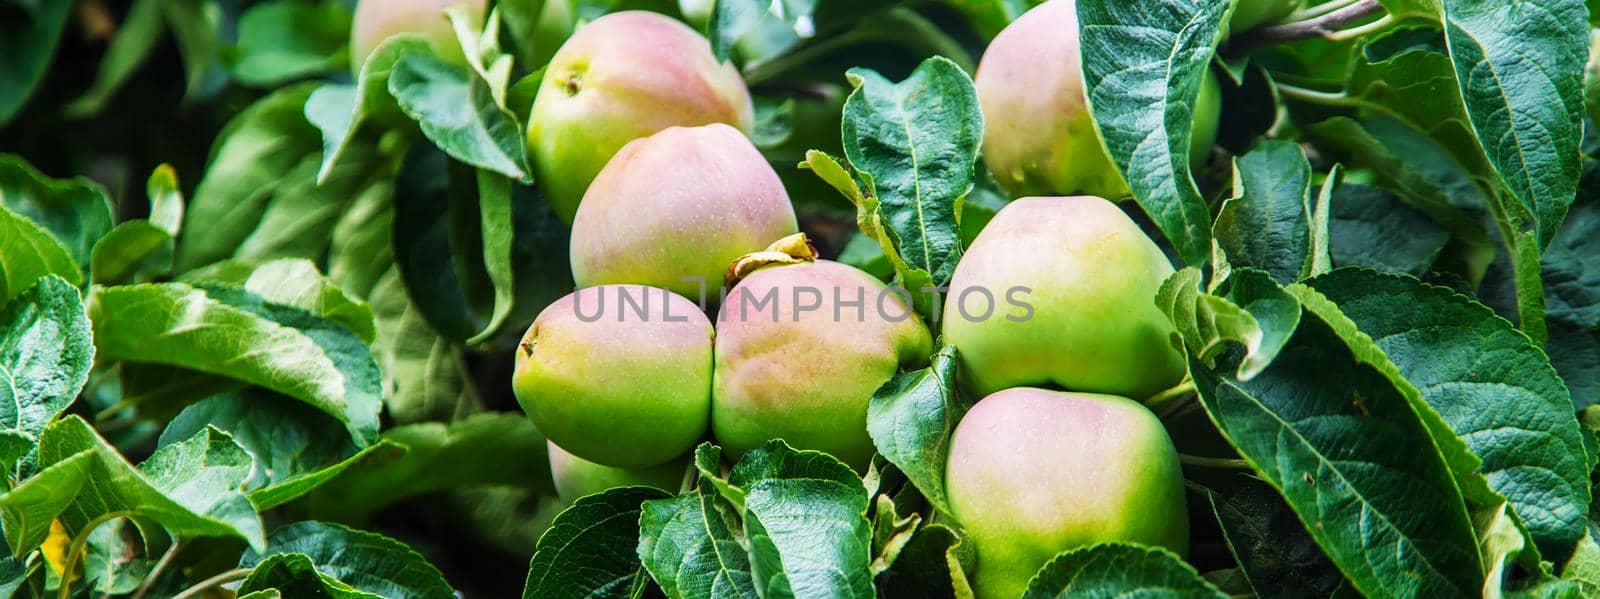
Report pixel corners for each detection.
[234,148,391,263]
[0,203,80,300]
[159,0,227,101]
[840,56,978,289]
[1077,0,1228,266]
[389,51,531,181]
[238,553,382,599]
[865,345,965,517]
[0,154,116,271]
[181,258,378,345]
[731,441,874,599]
[1022,543,1226,598]
[177,84,321,272]
[63,0,166,117]
[389,146,487,342]
[89,283,382,446]
[1203,474,1346,597]
[366,270,481,423]
[1214,141,1314,283]
[239,521,455,599]
[1438,0,1587,248]
[223,0,352,87]
[468,172,515,345]
[0,275,92,443]
[90,222,173,285]
[637,452,757,599]
[706,0,765,62]
[1310,268,1592,561]
[302,413,549,522]
[872,523,969,598]
[524,487,670,599]
[1187,294,1482,597]
[1328,183,1449,276]
[1157,268,1300,379]
[326,182,397,298]
[0,0,70,124]
[2,415,266,555]
[159,391,402,511]
[306,36,431,182]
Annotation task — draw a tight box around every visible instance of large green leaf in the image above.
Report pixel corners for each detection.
[239,521,454,599]
[1077,0,1228,266]
[524,487,670,599]
[729,441,874,599]
[223,0,352,87]
[0,155,115,271]
[637,446,756,599]
[1187,296,1482,596]
[865,345,965,517]
[181,258,378,344]
[306,36,431,182]
[389,52,531,181]
[89,283,382,445]
[0,203,79,301]
[0,0,70,124]
[840,56,978,289]
[159,392,402,511]
[1328,183,1449,276]
[1214,141,1315,283]
[0,276,91,445]
[1,416,265,556]
[1022,544,1226,598]
[366,270,481,423]
[1437,0,1587,249]
[177,84,322,271]
[1310,268,1592,560]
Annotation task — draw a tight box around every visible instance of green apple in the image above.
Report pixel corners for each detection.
[946,387,1188,599]
[975,0,1221,199]
[712,236,934,470]
[942,196,1184,399]
[528,11,755,224]
[513,285,712,468]
[349,0,486,70]
[547,441,686,503]
[570,124,798,301]
[1230,0,1306,33]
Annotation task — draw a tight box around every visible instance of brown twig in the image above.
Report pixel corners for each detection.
[1227,0,1388,53]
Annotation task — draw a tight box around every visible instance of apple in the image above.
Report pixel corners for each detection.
[946,387,1188,599]
[527,11,755,223]
[569,124,798,301]
[512,285,712,468]
[547,441,686,503]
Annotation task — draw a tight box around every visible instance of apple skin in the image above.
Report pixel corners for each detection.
[528,11,755,224]
[1229,0,1306,33]
[547,441,686,503]
[570,124,799,301]
[350,0,486,69]
[513,285,712,468]
[975,0,1221,199]
[941,196,1185,399]
[946,387,1188,599]
[712,260,933,470]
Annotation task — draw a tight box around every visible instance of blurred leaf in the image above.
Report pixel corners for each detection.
[1078,0,1228,266]
[303,413,549,522]
[65,0,166,117]
[873,523,968,598]
[182,258,377,344]
[390,145,485,341]
[238,553,383,599]
[326,181,397,298]
[0,204,80,301]
[159,392,403,511]
[865,345,964,517]
[367,270,480,423]
[235,147,391,263]
[389,52,531,181]
[89,283,383,446]
[0,155,115,271]
[307,36,430,182]
[239,521,454,599]
[1203,474,1345,597]
[224,0,352,87]
[2,416,265,556]
[524,487,670,599]
[160,0,228,102]
[177,84,321,272]
[468,172,515,345]
[0,276,91,455]
[0,0,70,124]
[1022,544,1225,598]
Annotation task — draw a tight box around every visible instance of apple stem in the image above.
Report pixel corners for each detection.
[1178,455,1252,470]
[1283,0,1364,23]
[1144,379,1197,415]
[1227,0,1388,52]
